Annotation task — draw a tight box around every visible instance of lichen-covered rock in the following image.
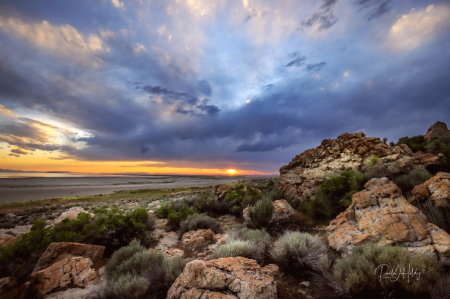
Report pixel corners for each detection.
[164,248,185,258]
[166,257,278,299]
[280,132,438,202]
[424,121,450,142]
[326,178,450,265]
[24,257,99,299]
[33,242,105,273]
[243,200,298,225]
[212,184,233,201]
[182,229,216,251]
[53,207,94,225]
[410,172,450,207]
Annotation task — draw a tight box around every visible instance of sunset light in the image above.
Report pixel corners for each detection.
[225,169,238,175]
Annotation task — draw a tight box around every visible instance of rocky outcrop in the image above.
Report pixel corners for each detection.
[167,257,278,299]
[425,121,450,142]
[212,185,233,201]
[410,172,450,207]
[326,178,450,265]
[33,242,105,273]
[280,132,438,202]
[53,207,94,225]
[182,229,216,252]
[24,257,99,299]
[243,199,298,225]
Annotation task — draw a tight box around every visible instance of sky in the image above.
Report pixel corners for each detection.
[0,0,449,176]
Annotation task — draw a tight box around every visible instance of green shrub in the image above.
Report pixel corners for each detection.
[209,239,263,262]
[166,205,198,230]
[364,165,389,180]
[178,214,221,238]
[333,243,441,298]
[427,136,450,172]
[155,204,172,218]
[270,231,330,277]
[368,155,379,168]
[0,208,155,281]
[247,196,273,229]
[415,199,450,233]
[396,135,427,152]
[315,170,369,218]
[393,169,432,196]
[101,240,190,299]
[229,226,272,247]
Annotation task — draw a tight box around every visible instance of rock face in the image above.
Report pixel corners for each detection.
[182,229,216,252]
[280,132,438,202]
[53,207,94,225]
[0,276,18,298]
[243,200,297,225]
[167,257,278,299]
[33,242,105,273]
[326,178,450,265]
[425,121,450,142]
[410,172,450,207]
[26,257,99,298]
[212,184,233,201]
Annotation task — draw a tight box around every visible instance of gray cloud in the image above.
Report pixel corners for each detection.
[302,0,339,30]
[306,62,327,72]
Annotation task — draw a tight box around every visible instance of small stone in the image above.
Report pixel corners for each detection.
[300,281,310,287]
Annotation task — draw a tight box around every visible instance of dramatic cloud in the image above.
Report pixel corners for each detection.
[0,0,449,174]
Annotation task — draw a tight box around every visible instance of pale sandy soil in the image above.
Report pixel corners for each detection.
[0,175,253,203]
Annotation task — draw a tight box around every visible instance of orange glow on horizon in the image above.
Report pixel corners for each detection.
[224,169,238,175]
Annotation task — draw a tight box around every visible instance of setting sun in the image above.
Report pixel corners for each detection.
[225,169,238,175]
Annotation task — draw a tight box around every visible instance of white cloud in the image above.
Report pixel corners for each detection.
[243,0,249,8]
[332,82,339,87]
[320,87,325,91]
[343,71,349,77]
[134,43,147,53]
[387,5,450,51]
[246,99,251,103]
[0,17,103,64]
[312,73,320,79]
[111,0,124,9]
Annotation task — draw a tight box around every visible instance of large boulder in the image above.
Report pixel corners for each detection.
[425,121,450,142]
[167,257,278,299]
[243,199,297,225]
[410,172,450,207]
[182,229,216,252]
[33,242,105,273]
[25,257,99,299]
[280,132,438,202]
[0,276,18,299]
[212,184,233,201]
[326,178,450,265]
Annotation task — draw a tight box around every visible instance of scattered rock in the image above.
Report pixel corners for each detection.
[33,242,105,273]
[212,184,233,201]
[425,121,450,142]
[164,248,185,258]
[279,132,438,202]
[326,178,450,265]
[167,257,278,299]
[154,231,178,251]
[182,229,216,252]
[410,172,450,207]
[243,199,298,225]
[53,207,94,225]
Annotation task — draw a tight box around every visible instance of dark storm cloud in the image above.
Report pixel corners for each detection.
[302,0,339,30]
[355,0,392,20]
[286,56,307,67]
[265,84,274,91]
[305,62,326,72]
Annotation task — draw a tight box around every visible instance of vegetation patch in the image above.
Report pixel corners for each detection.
[178,213,221,238]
